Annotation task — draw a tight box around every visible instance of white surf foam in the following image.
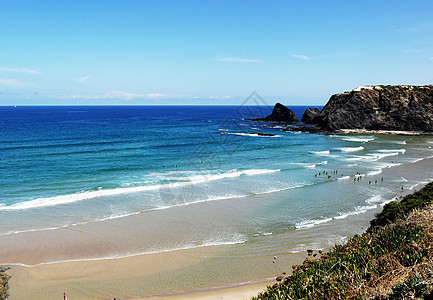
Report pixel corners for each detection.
[221,132,281,137]
[333,205,377,220]
[342,137,375,143]
[377,149,406,154]
[348,151,404,162]
[336,146,364,152]
[310,150,330,156]
[366,195,384,204]
[409,158,424,163]
[367,170,382,176]
[0,168,281,211]
[296,200,381,230]
[295,217,334,229]
[3,233,247,267]
[400,177,408,182]
[303,161,328,169]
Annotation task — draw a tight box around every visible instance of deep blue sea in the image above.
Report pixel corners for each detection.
[1,105,433,264]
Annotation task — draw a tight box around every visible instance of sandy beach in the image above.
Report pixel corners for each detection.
[5,245,306,299]
[2,139,432,299]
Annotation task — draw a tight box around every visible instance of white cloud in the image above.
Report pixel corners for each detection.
[216,57,264,63]
[77,75,91,82]
[429,57,433,60]
[291,54,314,60]
[0,66,41,75]
[404,49,423,53]
[55,92,232,101]
[0,78,34,87]
[207,95,232,100]
[67,91,145,100]
[145,93,190,99]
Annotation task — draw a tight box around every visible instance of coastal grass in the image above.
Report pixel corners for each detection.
[253,182,433,299]
[0,268,10,300]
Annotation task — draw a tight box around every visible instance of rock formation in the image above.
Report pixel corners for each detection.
[301,107,321,124]
[315,85,433,132]
[249,103,299,123]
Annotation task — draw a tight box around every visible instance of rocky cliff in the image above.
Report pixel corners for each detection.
[301,107,321,124]
[249,102,299,123]
[315,85,433,132]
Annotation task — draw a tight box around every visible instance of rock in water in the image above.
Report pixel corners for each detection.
[315,85,433,132]
[301,107,321,124]
[250,103,299,123]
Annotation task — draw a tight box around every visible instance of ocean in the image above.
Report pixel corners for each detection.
[1,105,433,268]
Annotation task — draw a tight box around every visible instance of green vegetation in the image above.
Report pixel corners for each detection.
[253,182,433,299]
[0,268,10,300]
[371,182,433,227]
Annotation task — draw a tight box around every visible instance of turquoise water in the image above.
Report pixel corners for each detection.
[1,105,433,262]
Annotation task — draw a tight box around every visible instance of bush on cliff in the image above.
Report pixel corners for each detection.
[371,182,433,227]
[0,269,10,300]
[253,182,433,300]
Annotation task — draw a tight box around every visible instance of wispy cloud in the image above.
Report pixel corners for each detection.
[0,78,34,87]
[429,57,433,60]
[63,91,145,100]
[0,66,41,75]
[145,93,189,99]
[206,95,232,100]
[77,75,91,82]
[55,91,230,101]
[291,54,314,60]
[216,57,264,63]
[404,49,423,53]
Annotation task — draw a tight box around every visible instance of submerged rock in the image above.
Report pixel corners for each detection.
[256,132,275,136]
[301,107,321,124]
[249,103,299,123]
[315,85,433,132]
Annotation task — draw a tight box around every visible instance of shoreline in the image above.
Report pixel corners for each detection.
[4,177,432,300]
[4,177,431,300]
[4,246,307,300]
[2,138,433,299]
[283,125,433,136]
[140,279,273,300]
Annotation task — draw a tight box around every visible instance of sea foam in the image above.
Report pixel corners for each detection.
[335,146,364,152]
[0,168,281,211]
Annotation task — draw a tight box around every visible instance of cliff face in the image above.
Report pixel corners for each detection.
[250,102,299,123]
[316,85,433,132]
[301,107,321,124]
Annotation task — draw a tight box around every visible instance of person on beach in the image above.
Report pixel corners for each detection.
[64,293,68,300]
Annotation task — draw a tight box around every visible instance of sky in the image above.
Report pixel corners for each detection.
[0,0,433,106]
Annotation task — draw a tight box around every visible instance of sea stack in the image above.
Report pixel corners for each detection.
[249,103,299,123]
[315,85,433,132]
[301,107,321,124]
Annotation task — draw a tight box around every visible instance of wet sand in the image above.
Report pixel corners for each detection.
[2,151,433,299]
[5,246,305,299]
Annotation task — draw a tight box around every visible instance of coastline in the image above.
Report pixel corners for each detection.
[2,135,433,299]
[5,176,432,300]
[283,126,433,136]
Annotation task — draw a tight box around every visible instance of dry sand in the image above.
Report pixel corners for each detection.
[5,243,306,299]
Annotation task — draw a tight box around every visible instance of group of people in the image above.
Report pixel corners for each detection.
[314,170,341,180]
[314,169,387,186]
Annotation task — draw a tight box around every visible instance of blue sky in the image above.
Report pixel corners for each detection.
[1,0,432,106]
